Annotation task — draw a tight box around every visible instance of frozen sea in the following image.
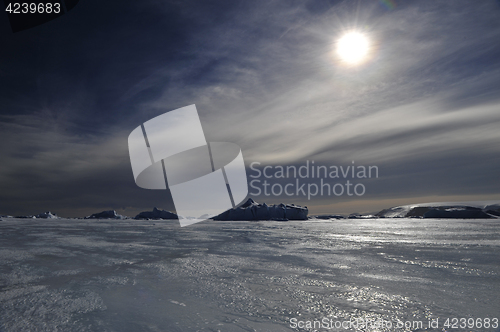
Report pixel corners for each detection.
[0,218,498,332]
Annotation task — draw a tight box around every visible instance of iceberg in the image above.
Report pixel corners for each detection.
[348,213,376,219]
[14,211,59,219]
[134,207,178,220]
[84,210,127,219]
[35,211,59,219]
[484,204,500,216]
[375,201,500,219]
[312,214,346,220]
[212,198,308,221]
[422,207,492,219]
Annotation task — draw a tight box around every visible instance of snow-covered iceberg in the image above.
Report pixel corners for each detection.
[422,207,491,219]
[134,207,178,220]
[35,211,59,219]
[376,201,500,219]
[348,213,377,219]
[84,210,127,219]
[312,214,345,220]
[14,211,59,219]
[212,198,308,221]
[483,204,500,216]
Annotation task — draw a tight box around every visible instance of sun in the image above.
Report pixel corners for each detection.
[336,32,370,65]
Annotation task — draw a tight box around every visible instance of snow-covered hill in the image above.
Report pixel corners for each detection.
[375,201,500,219]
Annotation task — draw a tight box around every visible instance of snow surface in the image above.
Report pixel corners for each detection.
[0,218,499,331]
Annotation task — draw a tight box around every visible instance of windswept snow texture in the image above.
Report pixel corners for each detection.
[0,218,499,332]
[213,198,308,221]
[376,201,500,219]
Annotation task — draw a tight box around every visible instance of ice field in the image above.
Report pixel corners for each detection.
[0,218,499,331]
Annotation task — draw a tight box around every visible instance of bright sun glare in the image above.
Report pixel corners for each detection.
[336,32,370,64]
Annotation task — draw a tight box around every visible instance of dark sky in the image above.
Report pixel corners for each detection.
[1,0,499,217]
